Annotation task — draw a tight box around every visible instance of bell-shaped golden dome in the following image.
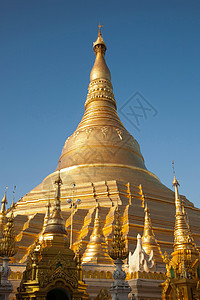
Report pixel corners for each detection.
[56,27,156,186]
[82,204,113,264]
[43,172,68,240]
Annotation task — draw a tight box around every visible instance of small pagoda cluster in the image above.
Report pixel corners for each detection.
[16,172,88,300]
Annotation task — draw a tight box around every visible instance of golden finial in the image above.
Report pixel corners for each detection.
[172,163,195,251]
[1,187,8,215]
[142,201,163,261]
[172,161,182,216]
[11,185,16,210]
[92,24,107,55]
[144,201,152,227]
[43,197,51,228]
[109,206,128,260]
[0,203,16,257]
[172,160,175,175]
[98,23,103,37]
[172,160,180,187]
[82,202,113,264]
[143,201,155,242]
[43,171,68,239]
[39,196,52,242]
[54,170,63,208]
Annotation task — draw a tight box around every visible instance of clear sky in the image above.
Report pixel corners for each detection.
[0,1,200,208]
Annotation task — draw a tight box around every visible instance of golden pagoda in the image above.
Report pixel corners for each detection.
[6,26,200,269]
[0,189,8,230]
[142,202,163,264]
[161,169,200,300]
[0,202,16,300]
[0,203,16,258]
[82,203,113,264]
[16,171,88,300]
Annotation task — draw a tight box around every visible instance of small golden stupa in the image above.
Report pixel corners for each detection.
[0,202,16,258]
[0,189,8,231]
[82,203,113,264]
[6,26,200,266]
[161,169,200,299]
[142,202,163,264]
[0,202,16,300]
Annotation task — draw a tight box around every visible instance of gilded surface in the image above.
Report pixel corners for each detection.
[161,176,200,300]
[82,204,113,264]
[16,174,88,300]
[0,204,16,258]
[6,28,200,268]
[142,202,163,263]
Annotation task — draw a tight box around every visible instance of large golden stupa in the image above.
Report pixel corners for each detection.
[12,27,200,263]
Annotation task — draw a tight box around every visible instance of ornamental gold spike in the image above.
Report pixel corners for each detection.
[142,201,157,254]
[0,187,8,215]
[11,185,16,209]
[82,202,113,264]
[43,197,51,229]
[0,204,16,258]
[142,201,163,263]
[39,198,51,241]
[109,206,128,260]
[98,23,103,37]
[90,25,111,82]
[43,171,68,239]
[172,162,195,251]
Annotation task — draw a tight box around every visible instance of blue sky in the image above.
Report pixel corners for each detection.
[0,1,200,208]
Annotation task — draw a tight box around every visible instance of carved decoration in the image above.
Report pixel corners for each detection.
[115,128,123,140]
[101,127,108,138]
[85,128,93,139]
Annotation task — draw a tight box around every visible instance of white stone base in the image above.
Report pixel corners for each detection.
[128,278,164,300]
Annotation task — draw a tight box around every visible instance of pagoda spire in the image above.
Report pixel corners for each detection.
[0,188,8,227]
[89,25,111,82]
[0,203,16,258]
[39,198,51,242]
[172,163,194,251]
[84,25,117,111]
[142,201,163,263]
[161,164,199,299]
[57,26,148,177]
[43,198,51,229]
[43,171,68,240]
[82,202,113,264]
[1,188,8,215]
[0,203,16,300]
[142,202,156,252]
